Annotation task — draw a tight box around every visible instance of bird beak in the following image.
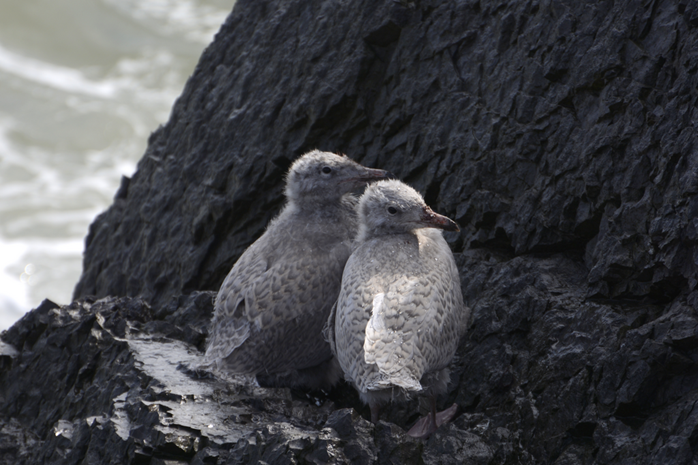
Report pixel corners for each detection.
[420,206,460,232]
[344,167,392,184]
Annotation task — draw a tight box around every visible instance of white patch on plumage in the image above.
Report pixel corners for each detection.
[363,292,422,391]
[363,293,386,361]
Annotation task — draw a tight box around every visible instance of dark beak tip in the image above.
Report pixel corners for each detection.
[441,219,460,232]
[421,208,459,232]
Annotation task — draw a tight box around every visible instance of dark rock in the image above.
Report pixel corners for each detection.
[2,0,698,463]
[74,0,698,309]
[0,298,340,464]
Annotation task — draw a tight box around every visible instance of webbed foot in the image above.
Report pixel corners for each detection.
[407,402,458,438]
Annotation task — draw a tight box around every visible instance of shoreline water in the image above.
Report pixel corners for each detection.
[0,0,234,330]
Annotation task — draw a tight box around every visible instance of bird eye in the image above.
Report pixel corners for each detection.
[322,166,332,174]
[387,206,398,215]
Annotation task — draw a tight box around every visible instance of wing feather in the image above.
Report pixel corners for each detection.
[207,226,350,372]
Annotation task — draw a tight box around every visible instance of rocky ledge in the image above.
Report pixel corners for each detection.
[3,263,698,463]
[0,295,495,464]
[3,0,698,463]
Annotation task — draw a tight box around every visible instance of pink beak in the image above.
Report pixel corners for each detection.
[420,206,459,232]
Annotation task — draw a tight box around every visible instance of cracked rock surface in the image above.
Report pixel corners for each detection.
[0,296,492,464]
[2,0,698,463]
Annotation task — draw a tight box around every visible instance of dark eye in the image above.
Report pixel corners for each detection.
[322,166,332,174]
[387,206,398,215]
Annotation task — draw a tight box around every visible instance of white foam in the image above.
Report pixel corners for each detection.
[102,0,231,43]
[0,44,118,98]
[0,0,233,331]
[0,238,31,331]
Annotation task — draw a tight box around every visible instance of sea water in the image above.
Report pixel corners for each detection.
[0,0,234,330]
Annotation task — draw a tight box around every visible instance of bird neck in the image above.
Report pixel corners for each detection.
[287,194,356,220]
[356,224,415,244]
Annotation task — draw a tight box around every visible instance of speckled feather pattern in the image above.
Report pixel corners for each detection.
[204,151,386,382]
[206,202,355,374]
[329,180,468,405]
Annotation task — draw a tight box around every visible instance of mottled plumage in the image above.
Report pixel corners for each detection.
[327,179,468,437]
[205,150,388,389]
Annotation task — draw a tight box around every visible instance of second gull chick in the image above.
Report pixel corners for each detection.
[327,179,469,437]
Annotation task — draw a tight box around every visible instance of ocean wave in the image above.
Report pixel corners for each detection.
[0,0,233,330]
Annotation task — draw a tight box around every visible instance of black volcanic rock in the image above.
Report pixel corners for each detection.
[0,297,500,464]
[74,0,698,308]
[2,0,698,463]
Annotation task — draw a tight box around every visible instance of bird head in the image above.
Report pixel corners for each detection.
[357,179,459,240]
[285,150,389,204]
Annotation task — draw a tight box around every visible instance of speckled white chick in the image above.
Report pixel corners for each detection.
[327,179,468,438]
[204,150,388,389]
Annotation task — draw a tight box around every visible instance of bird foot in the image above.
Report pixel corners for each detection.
[406,403,458,439]
[434,403,459,426]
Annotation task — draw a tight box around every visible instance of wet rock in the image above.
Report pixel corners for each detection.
[0,418,40,464]
[0,298,343,464]
[2,0,698,463]
[2,285,698,464]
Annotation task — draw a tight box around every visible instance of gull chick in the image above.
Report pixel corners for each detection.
[205,150,389,389]
[327,179,468,438]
